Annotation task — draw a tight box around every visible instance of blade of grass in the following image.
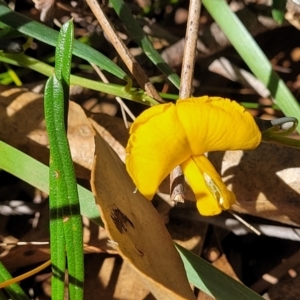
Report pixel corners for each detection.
[272,0,287,24]
[109,0,181,89]
[175,243,264,300]
[202,0,300,132]
[54,18,73,127]
[0,261,30,300]
[0,53,159,106]
[0,2,128,81]
[0,140,103,225]
[4,62,22,86]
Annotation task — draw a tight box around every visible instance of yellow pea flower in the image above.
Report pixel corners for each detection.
[125,96,261,215]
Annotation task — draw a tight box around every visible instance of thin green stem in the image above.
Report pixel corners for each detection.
[0,53,159,106]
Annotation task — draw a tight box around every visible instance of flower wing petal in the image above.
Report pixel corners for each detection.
[176,96,261,154]
[181,155,236,215]
[126,103,191,199]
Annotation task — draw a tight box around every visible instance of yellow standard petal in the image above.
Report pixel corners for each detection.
[126,102,191,199]
[181,155,236,216]
[176,96,261,155]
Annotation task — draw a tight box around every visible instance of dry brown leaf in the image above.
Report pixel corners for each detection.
[0,240,50,272]
[158,143,300,226]
[209,143,300,226]
[84,254,155,300]
[0,86,94,178]
[89,118,126,162]
[91,131,195,300]
[0,86,126,179]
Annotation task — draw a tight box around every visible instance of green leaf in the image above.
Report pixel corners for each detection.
[0,140,102,225]
[272,0,287,24]
[109,0,181,88]
[0,53,159,106]
[54,20,73,128]
[45,20,84,299]
[0,262,30,300]
[176,244,264,300]
[44,75,67,299]
[0,3,128,81]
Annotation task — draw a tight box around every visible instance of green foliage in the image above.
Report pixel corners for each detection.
[0,262,30,300]
[272,0,287,24]
[44,20,84,299]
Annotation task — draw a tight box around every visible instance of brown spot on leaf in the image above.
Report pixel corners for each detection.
[135,246,144,257]
[111,208,134,233]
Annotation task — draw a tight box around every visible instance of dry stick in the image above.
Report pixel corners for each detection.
[250,250,300,294]
[170,0,201,203]
[86,0,163,102]
[0,260,52,289]
[91,63,136,128]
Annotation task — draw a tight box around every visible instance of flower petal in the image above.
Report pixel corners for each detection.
[126,102,191,199]
[181,155,236,215]
[176,96,261,154]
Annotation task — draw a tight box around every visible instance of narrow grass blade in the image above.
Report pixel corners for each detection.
[0,140,103,225]
[109,0,181,89]
[54,20,73,128]
[0,262,30,300]
[271,0,287,24]
[175,244,264,300]
[0,53,159,106]
[0,3,128,81]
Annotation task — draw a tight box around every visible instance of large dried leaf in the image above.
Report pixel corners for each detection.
[84,254,156,300]
[0,86,94,178]
[0,86,125,178]
[157,143,300,226]
[91,131,195,300]
[209,143,300,226]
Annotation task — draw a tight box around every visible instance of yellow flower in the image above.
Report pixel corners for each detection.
[125,96,261,215]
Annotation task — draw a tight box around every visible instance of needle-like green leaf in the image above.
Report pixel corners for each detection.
[0,262,30,300]
[109,0,181,88]
[44,20,84,299]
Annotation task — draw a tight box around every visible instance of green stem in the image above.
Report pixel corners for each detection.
[0,53,159,106]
